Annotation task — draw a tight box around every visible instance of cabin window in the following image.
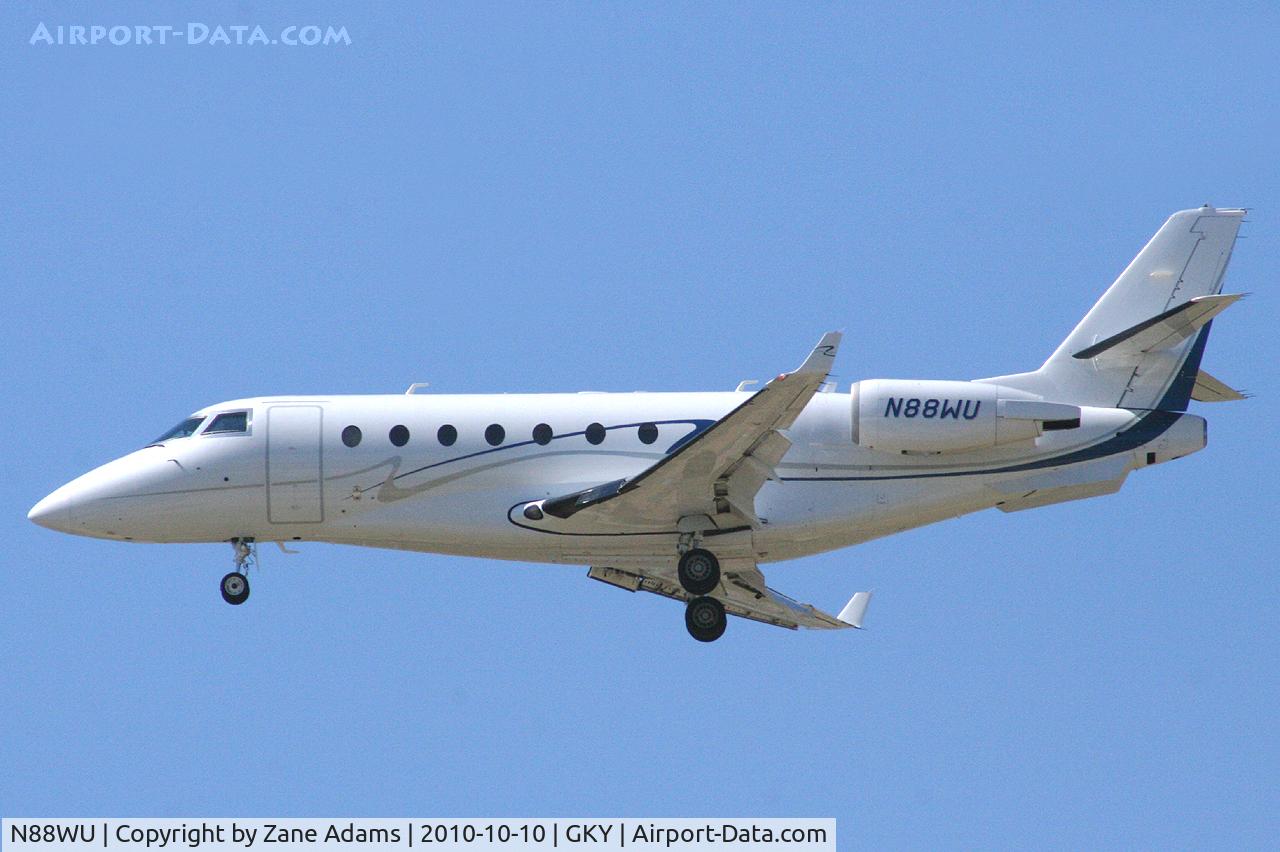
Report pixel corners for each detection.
[532,423,553,445]
[389,425,410,447]
[150,416,205,445]
[204,411,250,435]
[438,424,457,446]
[585,422,606,445]
[341,425,362,447]
[638,422,658,444]
[485,424,505,446]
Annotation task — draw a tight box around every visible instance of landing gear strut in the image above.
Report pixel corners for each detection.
[221,538,254,605]
[677,548,720,595]
[685,596,727,642]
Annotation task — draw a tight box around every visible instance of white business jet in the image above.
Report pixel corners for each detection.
[29,207,1248,641]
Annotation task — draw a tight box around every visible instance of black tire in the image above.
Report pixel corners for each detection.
[677,548,720,595]
[685,596,727,642]
[220,571,250,605]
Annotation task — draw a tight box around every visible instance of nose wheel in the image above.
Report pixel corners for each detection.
[220,571,250,605]
[221,537,255,605]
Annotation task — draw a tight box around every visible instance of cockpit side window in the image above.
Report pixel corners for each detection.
[203,411,250,435]
[149,416,205,446]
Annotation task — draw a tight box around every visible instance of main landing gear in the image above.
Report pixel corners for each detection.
[685,595,727,642]
[220,538,254,605]
[677,548,720,595]
[677,546,726,641]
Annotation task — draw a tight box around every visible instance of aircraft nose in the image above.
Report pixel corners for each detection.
[29,448,193,540]
[28,487,76,533]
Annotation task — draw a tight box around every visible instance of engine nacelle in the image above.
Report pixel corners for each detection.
[851,379,1081,454]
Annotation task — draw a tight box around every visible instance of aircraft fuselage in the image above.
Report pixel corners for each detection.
[28,390,1203,568]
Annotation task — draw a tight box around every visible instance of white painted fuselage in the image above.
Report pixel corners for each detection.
[26,389,1202,567]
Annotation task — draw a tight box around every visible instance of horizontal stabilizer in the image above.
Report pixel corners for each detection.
[1073,293,1244,361]
[838,591,873,628]
[1191,369,1249,402]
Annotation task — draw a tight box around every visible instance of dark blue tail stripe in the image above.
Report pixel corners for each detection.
[1155,322,1213,413]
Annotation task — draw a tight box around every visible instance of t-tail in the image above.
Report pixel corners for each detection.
[986,205,1248,411]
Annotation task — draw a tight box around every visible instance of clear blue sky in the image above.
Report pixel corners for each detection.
[2,2,1276,848]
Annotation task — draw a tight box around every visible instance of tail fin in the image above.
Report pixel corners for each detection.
[985,206,1245,411]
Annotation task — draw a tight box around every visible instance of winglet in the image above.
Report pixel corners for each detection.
[794,331,842,377]
[838,590,872,628]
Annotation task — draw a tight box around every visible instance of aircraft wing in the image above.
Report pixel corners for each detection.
[588,560,870,631]
[538,332,842,531]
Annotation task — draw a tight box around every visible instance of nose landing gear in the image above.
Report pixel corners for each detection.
[220,538,254,605]
[220,571,249,605]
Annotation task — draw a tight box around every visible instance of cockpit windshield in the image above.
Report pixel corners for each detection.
[148,416,205,446]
